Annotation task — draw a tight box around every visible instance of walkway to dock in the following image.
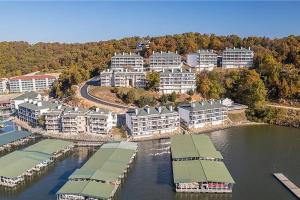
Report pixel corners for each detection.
[273,173,300,199]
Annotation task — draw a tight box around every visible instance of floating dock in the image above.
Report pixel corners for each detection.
[273,173,300,199]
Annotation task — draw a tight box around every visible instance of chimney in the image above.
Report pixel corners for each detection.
[33,100,37,104]
[152,51,154,54]
[74,107,78,111]
[180,68,182,72]
[37,102,42,107]
[162,68,164,72]
[29,99,33,103]
[169,105,173,112]
[160,51,163,54]
[129,52,131,55]
[96,107,100,112]
[191,102,195,108]
[114,52,116,56]
[135,108,139,115]
[189,68,192,72]
[158,106,162,113]
[210,100,213,105]
[57,105,62,109]
[248,47,251,50]
[24,98,29,102]
[123,52,125,55]
[175,51,178,54]
[201,101,204,106]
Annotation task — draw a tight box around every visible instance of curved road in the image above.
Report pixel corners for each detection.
[80,80,130,109]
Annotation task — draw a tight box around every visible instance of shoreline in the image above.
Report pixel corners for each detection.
[12,117,266,143]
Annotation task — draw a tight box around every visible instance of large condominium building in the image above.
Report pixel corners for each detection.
[8,75,57,93]
[18,100,60,127]
[149,51,182,72]
[100,69,146,88]
[45,107,116,135]
[0,78,7,94]
[222,47,254,68]
[187,50,218,71]
[178,100,228,129]
[126,105,180,137]
[159,69,196,94]
[111,52,144,71]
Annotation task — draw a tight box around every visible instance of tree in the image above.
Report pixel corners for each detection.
[160,94,168,104]
[123,89,136,104]
[137,96,156,107]
[237,70,267,108]
[146,71,160,90]
[168,92,177,102]
[37,116,46,128]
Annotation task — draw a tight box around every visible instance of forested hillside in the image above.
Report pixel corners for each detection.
[0,32,299,103]
[0,33,299,77]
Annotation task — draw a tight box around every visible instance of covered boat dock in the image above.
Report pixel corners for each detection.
[0,139,74,187]
[57,141,138,200]
[0,130,35,152]
[170,135,234,193]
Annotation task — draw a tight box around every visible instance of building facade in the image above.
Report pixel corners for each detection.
[0,78,7,94]
[149,51,182,72]
[126,105,180,137]
[45,107,116,135]
[159,69,196,94]
[187,50,217,71]
[111,52,144,71]
[222,47,254,68]
[10,91,45,111]
[100,69,146,88]
[8,75,57,93]
[18,100,60,127]
[178,100,228,129]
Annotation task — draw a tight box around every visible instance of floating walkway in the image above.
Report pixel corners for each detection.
[273,173,300,199]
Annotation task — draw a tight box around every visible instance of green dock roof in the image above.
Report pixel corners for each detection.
[0,139,73,179]
[0,130,33,146]
[172,160,234,184]
[170,135,223,160]
[57,180,116,200]
[70,142,137,182]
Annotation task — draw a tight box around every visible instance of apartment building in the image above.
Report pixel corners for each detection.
[149,51,182,72]
[10,91,46,111]
[178,100,228,129]
[126,105,180,137]
[8,75,57,93]
[111,52,144,71]
[18,100,60,127]
[45,107,116,135]
[187,50,217,71]
[222,47,254,68]
[159,69,196,94]
[100,69,146,87]
[0,78,7,94]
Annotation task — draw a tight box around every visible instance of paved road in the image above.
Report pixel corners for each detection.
[80,80,130,109]
[267,104,300,111]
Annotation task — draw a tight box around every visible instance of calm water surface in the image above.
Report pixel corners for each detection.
[0,124,299,200]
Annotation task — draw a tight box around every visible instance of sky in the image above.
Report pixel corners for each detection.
[0,1,299,43]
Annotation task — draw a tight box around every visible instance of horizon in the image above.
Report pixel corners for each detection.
[0,1,300,43]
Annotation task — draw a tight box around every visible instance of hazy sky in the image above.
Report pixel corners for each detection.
[0,1,299,43]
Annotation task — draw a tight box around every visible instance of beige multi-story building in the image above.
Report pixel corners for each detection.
[0,78,7,94]
[111,52,144,71]
[126,105,180,137]
[178,100,228,129]
[100,69,146,87]
[187,50,217,71]
[8,75,57,93]
[222,47,254,68]
[159,69,196,94]
[18,100,60,127]
[45,107,116,135]
[149,51,182,72]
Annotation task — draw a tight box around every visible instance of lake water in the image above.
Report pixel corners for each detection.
[0,124,299,200]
